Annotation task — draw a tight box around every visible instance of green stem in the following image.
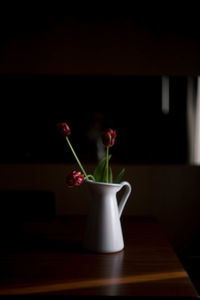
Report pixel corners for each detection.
[85,174,95,181]
[106,146,109,183]
[66,136,88,178]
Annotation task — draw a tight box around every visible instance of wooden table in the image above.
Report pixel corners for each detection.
[0,216,198,296]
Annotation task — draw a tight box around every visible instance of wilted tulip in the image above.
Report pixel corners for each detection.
[102,128,116,147]
[66,170,85,187]
[57,122,71,137]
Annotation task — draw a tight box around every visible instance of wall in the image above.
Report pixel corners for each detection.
[1,17,200,75]
[0,163,200,253]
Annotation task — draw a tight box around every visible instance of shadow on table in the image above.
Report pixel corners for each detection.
[0,232,84,254]
[0,190,84,253]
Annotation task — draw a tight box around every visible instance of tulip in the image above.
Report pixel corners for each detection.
[57,122,95,182]
[56,121,87,177]
[101,128,116,183]
[66,171,85,187]
[57,122,71,137]
[102,129,116,147]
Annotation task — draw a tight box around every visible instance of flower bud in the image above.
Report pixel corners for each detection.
[102,128,116,147]
[66,171,85,187]
[57,122,71,137]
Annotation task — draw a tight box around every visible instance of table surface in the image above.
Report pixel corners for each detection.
[0,216,198,296]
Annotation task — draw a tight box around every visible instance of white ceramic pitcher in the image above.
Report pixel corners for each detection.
[83,180,132,253]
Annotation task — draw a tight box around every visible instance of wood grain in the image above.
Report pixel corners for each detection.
[0,216,197,296]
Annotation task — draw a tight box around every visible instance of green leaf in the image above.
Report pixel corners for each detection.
[93,155,112,182]
[113,168,125,183]
[108,167,113,183]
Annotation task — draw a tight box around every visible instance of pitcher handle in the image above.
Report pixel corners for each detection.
[118,181,132,218]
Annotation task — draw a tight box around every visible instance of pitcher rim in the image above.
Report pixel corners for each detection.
[86,179,122,187]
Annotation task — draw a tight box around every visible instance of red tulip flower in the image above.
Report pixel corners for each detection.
[102,129,116,147]
[66,171,85,187]
[57,121,124,184]
[57,121,92,182]
[101,128,117,183]
[57,122,71,137]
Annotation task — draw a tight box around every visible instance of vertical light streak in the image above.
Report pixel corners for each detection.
[161,76,170,114]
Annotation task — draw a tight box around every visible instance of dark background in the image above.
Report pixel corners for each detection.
[0,75,188,164]
[0,11,198,164]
